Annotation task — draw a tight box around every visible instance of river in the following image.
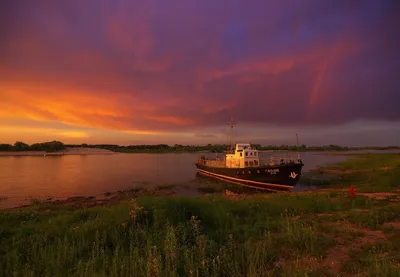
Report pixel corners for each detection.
[0,150,398,209]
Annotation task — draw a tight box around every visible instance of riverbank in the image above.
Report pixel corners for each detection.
[1,154,399,276]
[2,147,399,156]
[0,147,115,156]
[2,149,399,157]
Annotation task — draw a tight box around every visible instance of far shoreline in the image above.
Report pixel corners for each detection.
[1,148,400,157]
[0,147,115,156]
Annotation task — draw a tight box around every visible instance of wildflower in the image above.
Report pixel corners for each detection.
[213,255,220,265]
[190,215,201,235]
[129,198,144,221]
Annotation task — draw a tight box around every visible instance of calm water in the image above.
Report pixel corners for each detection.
[0,150,397,209]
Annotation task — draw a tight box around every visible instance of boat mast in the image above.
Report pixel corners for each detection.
[228,114,236,152]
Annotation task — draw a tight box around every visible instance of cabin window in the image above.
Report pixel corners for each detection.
[245,152,248,156]
[249,161,254,166]
[254,160,258,166]
[254,152,257,156]
[245,161,248,167]
[240,153,242,157]
[250,152,253,156]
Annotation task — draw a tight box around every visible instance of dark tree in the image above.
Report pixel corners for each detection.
[14,141,30,151]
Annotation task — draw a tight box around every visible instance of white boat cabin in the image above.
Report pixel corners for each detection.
[225,143,259,168]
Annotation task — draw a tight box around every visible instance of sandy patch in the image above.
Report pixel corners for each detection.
[322,222,387,275]
[276,256,321,273]
[319,167,395,175]
[359,192,398,200]
[382,221,400,230]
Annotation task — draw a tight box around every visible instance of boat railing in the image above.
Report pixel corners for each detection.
[263,153,302,165]
[197,158,226,167]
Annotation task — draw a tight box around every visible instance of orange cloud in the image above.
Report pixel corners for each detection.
[0,86,142,130]
[0,76,201,134]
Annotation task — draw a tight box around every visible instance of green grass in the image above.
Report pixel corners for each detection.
[1,153,399,276]
[309,154,400,192]
[327,154,400,171]
[347,205,400,229]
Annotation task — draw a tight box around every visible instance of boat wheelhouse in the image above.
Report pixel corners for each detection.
[195,143,304,191]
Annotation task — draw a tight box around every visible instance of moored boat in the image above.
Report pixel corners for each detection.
[195,143,304,191]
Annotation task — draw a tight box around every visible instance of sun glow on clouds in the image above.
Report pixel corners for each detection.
[55,131,89,138]
[0,87,153,131]
[0,126,90,141]
[122,130,163,135]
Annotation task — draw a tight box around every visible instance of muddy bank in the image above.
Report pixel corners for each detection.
[6,184,372,211]
[5,183,273,211]
[5,184,206,210]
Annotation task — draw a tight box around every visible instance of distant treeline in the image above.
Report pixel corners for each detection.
[1,141,399,153]
[66,143,400,153]
[257,144,400,152]
[0,141,65,152]
[65,143,230,153]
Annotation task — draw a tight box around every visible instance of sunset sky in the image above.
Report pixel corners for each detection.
[1,0,399,146]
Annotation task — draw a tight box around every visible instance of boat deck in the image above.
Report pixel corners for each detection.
[198,153,302,169]
[203,160,226,168]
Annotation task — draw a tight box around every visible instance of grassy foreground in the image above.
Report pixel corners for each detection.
[0,155,399,276]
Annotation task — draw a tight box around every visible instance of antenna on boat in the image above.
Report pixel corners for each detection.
[228,114,237,152]
[296,133,300,160]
